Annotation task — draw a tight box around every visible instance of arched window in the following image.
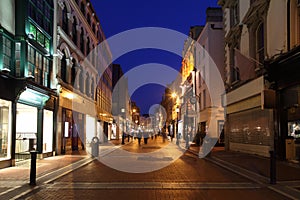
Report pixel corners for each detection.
[62,3,68,34]
[92,23,95,33]
[80,28,84,54]
[87,13,91,25]
[72,17,77,45]
[256,22,264,64]
[79,70,84,93]
[61,50,67,82]
[71,59,76,85]
[80,2,85,16]
[85,73,90,96]
[86,37,90,55]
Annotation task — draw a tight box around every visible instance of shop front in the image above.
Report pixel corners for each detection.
[0,74,57,168]
[0,72,23,168]
[97,112,113,143]
[0,99,12,167]
[225,76,275,157]
[16,85,57,160]
[266,45,300,160]
[15,103,55,160]
[61,109,84,153]
[86,114,96,145]
[280,85,300,160]
[15,103,37,161]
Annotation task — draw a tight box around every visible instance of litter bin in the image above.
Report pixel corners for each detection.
[91,137,99,157]
[286,138,295,160]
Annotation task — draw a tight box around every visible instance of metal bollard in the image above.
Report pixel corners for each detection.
[121,132,125,144]
[91,137,99,157]
[270,150,276,184]
[29,151,38,186]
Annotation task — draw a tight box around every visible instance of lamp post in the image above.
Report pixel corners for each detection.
[121,108,125,145]
[176,106,180,145]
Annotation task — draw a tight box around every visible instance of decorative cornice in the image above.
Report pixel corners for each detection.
[242,0,270,26]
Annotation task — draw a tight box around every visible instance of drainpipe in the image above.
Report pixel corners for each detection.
[287,0,290,51]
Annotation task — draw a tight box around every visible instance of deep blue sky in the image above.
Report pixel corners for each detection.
[90,0,219,114]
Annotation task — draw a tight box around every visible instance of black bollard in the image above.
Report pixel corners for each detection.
[121,132,125,144]
[29,151,38,186]
[270,150,276,184]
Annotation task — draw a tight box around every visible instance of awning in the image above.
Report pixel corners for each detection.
[18,87,50,108]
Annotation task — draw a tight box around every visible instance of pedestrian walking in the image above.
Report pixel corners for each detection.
[137,130,142,145]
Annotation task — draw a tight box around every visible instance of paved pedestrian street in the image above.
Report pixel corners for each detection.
[8,137,296,200]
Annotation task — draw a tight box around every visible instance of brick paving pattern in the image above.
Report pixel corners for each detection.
[1,136,300,199]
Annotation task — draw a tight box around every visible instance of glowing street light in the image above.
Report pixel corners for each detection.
[171,92,177,99]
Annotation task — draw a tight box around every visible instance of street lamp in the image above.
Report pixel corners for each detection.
[176,106,180,145]
[171,92,177,99]
[121,108,125,145]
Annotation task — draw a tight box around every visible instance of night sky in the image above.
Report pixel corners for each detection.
[90,0,219,114]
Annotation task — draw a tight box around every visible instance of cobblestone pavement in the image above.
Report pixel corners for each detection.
[17,137,295,200]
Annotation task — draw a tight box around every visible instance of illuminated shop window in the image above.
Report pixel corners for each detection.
[16,103,37,155]
[43,110,53,153]
[0,100,12,160]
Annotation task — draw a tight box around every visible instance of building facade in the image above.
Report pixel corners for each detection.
[112,64,130,140]
[1,0,57,168]
[194,8,225,145]
[180,26,203,143]
[218,0,300,158]
[54,0,112,153]
[265,0,300,160]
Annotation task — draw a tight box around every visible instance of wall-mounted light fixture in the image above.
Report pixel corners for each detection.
[26,75,35,80]
[56,83,62,93]
[1,68,11,73]
[28,33,35,39]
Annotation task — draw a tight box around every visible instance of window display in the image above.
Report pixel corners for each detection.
[0,99,11,160]
[16,103,37,154]
[43,110,53,153]
[288,121,300,138]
